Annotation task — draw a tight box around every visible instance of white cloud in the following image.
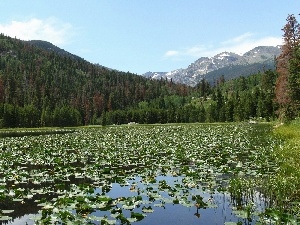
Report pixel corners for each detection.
[164,50,179,57]
[221,32,254,45]
[0,17,73,46]
[184,45,207,57]
[219,33,283,55]
[163,32,283,60]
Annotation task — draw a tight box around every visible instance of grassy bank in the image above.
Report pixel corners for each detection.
[262,119,300,222]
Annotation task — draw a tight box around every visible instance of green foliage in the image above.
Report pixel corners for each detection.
[260,121,300,222]
[275,14,300,120]
[0,34,192,127]
[103,70,278,124]
[288,46,300,117]
[53,105,82,127]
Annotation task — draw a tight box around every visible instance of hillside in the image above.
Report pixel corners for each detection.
[25,40,115,71]
[25,40,84,61]
[0,34,192,127]
[144,46,281,86]
[202,62,275,84]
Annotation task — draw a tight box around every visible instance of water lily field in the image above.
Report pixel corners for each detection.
[0,123,296,224]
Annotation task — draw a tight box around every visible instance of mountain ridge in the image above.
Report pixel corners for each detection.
[144,46,281,86]
[25,40,84,61]
[24,40,114,70]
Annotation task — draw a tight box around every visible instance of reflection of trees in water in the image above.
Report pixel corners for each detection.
[0,197,40,225]
[0,176,94,224]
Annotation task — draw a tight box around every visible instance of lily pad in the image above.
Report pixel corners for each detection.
[232,210,249,219]
[1,210,14,214]
[142,206,154,213]
[0,216,12,221]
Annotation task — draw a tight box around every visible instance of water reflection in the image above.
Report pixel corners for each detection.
[5,214,34,225]
[91,176,261,225]
[0,174,264,225]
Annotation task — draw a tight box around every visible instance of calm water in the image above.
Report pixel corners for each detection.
[4,176,264,225]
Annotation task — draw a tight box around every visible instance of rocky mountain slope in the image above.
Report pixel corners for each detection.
[144,46,281,86]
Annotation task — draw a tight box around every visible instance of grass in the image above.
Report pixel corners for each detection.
[261,119,300,222]
[220,120,300,223]
[273,119,300,190]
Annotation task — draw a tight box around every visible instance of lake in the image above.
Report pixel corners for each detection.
[0,123,280,224]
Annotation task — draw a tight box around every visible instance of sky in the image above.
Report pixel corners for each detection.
[1,1,299,75]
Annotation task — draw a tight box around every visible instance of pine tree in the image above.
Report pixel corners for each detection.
[288,45,300,116]
[275,14,300,120]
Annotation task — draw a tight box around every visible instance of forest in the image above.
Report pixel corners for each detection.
[0,14,299,127]
[0,34,191,127]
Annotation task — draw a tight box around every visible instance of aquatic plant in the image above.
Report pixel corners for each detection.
[0,124,288,224]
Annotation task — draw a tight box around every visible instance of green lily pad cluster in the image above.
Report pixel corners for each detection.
[0,124,281,224]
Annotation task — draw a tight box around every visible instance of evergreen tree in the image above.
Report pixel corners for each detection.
[288,46,300,117]
[225,99,234,122]
[275,14,300,120]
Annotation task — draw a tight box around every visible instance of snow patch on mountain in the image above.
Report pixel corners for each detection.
[143,46,281,86]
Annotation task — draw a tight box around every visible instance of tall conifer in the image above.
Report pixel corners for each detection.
[275,14,300,119]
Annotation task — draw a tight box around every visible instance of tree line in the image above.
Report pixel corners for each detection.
[0,13,299,128]
[101,70,278,125]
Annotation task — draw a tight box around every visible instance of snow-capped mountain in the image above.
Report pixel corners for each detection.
[144,46,281,86]
[143,72,168,79]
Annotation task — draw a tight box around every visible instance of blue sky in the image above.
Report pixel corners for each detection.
[1,1,299,74]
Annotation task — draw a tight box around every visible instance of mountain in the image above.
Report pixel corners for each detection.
[0,34,192,127]
[143,71,168,79]
[144,46,281,86]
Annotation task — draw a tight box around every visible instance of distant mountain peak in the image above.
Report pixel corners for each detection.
[143,46,281,86]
